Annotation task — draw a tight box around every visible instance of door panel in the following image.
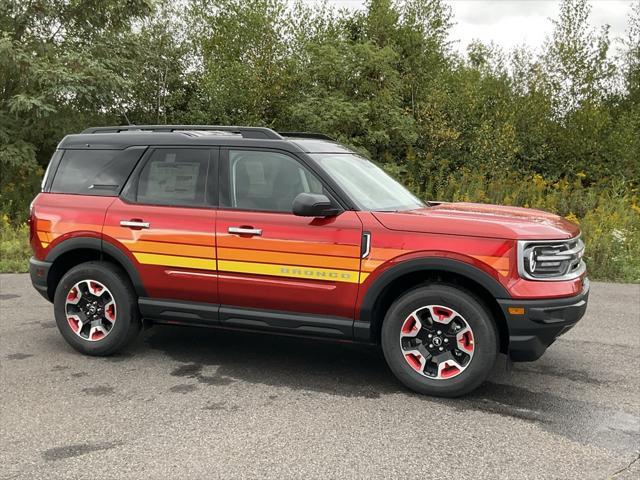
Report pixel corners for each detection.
[103,147,218,304]
[103,199,217,303]
[216,210,363,317]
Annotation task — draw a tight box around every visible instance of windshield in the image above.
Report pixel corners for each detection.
[311,153,424,211]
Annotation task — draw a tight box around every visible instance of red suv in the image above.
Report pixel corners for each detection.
[29,125,589,396]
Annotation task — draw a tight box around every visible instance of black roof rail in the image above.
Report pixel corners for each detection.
[279,131,335,141]
[81,125,283,140]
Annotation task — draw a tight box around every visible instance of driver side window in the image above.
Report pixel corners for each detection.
[227,150,324,212]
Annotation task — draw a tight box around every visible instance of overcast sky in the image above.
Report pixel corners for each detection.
[326,0,634,54]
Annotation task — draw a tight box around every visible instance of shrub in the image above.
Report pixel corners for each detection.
[0,216,30,273]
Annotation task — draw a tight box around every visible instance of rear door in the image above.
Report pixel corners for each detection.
[216,148,363,334]
[103,147,218,304]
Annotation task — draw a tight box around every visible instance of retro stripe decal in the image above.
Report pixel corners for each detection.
[128,243,509,282]
[217,234,360,258]
[218,247,361,271]
[218,260,362,284]
[470,255,510,276]
[132,246,369,283]
[124,240,213,259]
[133,252,216,271]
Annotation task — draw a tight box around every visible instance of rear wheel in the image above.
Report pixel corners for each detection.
[54,261,141,356]
[381,284,498,397]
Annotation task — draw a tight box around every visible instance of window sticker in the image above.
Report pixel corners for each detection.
[145,160,201,201]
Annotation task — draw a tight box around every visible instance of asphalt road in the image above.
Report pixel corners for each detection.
[1,274,638,480]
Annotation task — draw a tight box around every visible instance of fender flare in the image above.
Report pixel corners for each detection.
[45,236,146,297]
[358,256,511,329]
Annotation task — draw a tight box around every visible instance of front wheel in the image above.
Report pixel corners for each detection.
[381,284,498,397]
[54,261,141,356]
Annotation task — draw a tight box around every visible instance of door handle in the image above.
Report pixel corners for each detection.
[228,226,262,236]
[120,219,150,229]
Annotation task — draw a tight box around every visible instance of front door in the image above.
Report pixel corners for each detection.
[103,147,218,304]
[216,148,363,334]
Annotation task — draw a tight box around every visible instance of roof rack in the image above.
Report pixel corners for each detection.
[280,132,335,141]
[81,125,283,140]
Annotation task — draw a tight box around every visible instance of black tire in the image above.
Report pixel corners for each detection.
[381,284,498,397]
[54,261,141,356]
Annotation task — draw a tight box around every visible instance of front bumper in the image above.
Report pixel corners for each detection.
[498,278,590,361]
[29,257,52,301]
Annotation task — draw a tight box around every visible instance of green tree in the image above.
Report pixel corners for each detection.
[0,0,153,221]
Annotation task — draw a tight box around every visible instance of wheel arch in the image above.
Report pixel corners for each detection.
[44,237,145,300]
[358,258,510,353]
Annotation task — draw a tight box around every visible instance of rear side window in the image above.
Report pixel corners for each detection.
[135,148,212,207]
[50,148,144,196]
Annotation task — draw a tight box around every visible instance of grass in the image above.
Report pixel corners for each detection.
[0,217,30,273]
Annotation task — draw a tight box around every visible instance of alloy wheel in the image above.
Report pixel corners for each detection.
[399,305,475,379]
[65,279,117,341]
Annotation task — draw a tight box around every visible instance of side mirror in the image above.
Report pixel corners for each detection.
[292,193,341,217]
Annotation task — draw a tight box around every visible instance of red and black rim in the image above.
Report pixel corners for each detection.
[65,280,117,342]
[399,305,475,380]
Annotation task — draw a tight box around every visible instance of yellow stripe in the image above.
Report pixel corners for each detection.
[41,242,49,248]
[133,253,368,284]
[218,260,362,284]
[133,252,216,270]
[218,247,361,271]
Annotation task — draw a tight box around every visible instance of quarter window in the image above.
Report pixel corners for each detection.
[50,149,143,196]
[227,150,325,212]
[136,149,211,207]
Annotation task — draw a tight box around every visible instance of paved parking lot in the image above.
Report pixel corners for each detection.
[1,273,638,479]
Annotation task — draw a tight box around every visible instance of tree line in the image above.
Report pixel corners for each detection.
[1,0,639,224]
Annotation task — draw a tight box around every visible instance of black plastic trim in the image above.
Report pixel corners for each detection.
[29,257,52,300]
[82,125,283,139]
[498,279,590,361]
[139,298,219,325]
[43,237,146,298]
[359,257,511,328]
[101,240,147,297]
[44,237,102,263]
[219,306,352,338]
[138,298,354,339]
[279,132,335,141]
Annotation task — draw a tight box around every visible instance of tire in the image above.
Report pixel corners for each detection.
[381,284,498,397]
[54,261,141,356]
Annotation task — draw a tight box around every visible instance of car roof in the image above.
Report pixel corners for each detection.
[58,125,353,154]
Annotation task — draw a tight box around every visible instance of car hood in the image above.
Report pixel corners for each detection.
[372,202,580,240]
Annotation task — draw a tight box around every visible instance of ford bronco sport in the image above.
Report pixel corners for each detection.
[29,125,589,397]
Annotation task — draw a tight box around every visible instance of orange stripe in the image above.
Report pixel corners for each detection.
[361,259,384,272]
[217,234,360,258]
[102,226,215,247]
[35,219,53,230]
[218,247,360,271]
[471,255,510,276]
[124,240,214,258]
[37,231,52,242]
[38,221,101,235]
[368,247,407,261]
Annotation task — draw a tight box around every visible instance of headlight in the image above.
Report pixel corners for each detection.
[517,236,585,281]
